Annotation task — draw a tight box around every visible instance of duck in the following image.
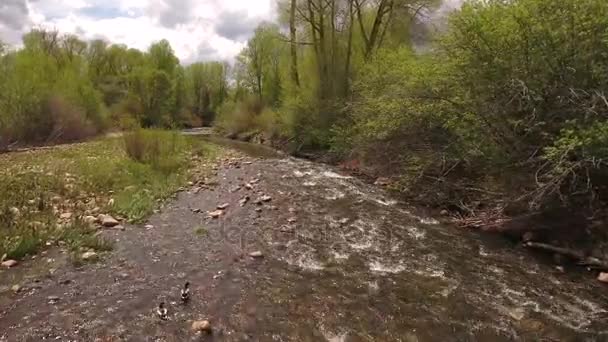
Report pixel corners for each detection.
[157,302,168,320]
[181,282,190,303]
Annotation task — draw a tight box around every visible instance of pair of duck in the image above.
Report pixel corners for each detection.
[156,281,190,320]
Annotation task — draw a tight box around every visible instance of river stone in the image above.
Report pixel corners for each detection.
[9,207,20,217]
[84,216,97,225]
[249,251,264,258]
[374,177,390,186]
[191,320,212,333]
[100,215,120,227]
[60,212,73,220]
[239,196,250,206]
[81,251,98,261]
[508,307,525,321]
[2,259,18,268]
[209,210,224,218]
[598,272,608,283]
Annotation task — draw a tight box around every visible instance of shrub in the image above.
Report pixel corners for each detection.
[215,96,263,137]
[45,96,97,143]
[438,0,608,209]
[0,46,107,146]
[123,129,184,173]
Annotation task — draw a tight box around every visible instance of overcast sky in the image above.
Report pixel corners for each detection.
[0,0,276,63]
[0,0,462,63]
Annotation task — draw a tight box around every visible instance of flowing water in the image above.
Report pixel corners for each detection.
[1,138,607,341]
[244,155,608,341]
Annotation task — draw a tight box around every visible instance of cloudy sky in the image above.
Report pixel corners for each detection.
[0,0,462,63]
[0,0,276,63]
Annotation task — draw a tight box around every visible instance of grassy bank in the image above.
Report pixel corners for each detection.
[0,130,219,261]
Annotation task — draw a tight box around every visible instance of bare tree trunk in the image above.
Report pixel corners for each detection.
[344,0,354,96]
[355,0,394,60]
[289,0,300,87]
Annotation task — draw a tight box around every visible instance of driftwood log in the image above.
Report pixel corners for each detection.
[525,241,608,270]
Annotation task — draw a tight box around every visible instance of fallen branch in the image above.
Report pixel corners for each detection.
[525,241,608,270]
[524,241,584,259]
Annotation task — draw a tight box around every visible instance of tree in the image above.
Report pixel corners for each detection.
[289,0,301,87]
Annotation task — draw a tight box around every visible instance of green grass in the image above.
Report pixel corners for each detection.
[0,130,220,260]
[194,226,208,236]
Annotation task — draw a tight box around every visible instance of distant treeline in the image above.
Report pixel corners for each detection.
[0,31,228,148]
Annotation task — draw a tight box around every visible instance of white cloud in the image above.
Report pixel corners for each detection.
[0,0,275,63]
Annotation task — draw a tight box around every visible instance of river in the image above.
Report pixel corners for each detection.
[1,137,606,341]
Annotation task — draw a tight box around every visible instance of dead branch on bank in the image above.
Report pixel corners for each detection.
[525,241,608,271]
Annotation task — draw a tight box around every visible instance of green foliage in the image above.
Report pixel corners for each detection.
[0,29,229,142]
[186,62,228,124]
[0,42,107,147]
[0,135,219,259]
[330,0,608,210]
[123,129,184,173]
[215,96,264,137]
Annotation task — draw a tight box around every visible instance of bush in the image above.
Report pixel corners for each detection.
[438,0,608,209]
[0,47,107,146]
[335,0,608,213]
[123,129,184,173]
[45,96,97,142]
[215,96,263,137]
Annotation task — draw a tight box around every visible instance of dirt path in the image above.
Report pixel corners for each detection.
[1,142,608,341]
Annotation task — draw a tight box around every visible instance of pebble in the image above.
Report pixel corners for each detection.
[598,272,608,283]
[84,216,97,225]
[249,251,264,258]
[11,284,21,293]
[113,225,125,231]
[1,260,18,268]
[145,224,154,230]
[100,215,120,227]
[508,307,525,321]
[191,320,212,333]
[60,212,73,220]
[209,210,224,218]
[374,177,390,186]
[217,203,230,210]
[81,251,98,261]
[48,296,60,303]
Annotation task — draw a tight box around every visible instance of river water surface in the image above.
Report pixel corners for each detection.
[1,137,607,341]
